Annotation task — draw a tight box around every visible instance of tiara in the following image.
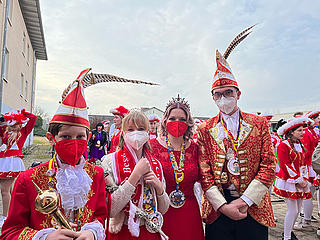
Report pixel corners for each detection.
[166,94,190,111]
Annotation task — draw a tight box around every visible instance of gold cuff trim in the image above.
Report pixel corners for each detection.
[242,179,268,205]
[205,185,227,211]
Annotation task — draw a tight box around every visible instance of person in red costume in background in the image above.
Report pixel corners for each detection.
[109,106,130,153]
[149,95,204,240]
[0,69,107,240]
[296,110,320,231]
[0,109,36,227]
[148,114,160,140]
[273,117,313,240]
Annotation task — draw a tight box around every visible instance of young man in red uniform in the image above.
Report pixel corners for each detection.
[197,26,276,240]
[0,69,107,240]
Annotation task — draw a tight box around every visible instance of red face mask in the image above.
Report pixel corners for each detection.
[166,121,188,137]
[53,138,88,166]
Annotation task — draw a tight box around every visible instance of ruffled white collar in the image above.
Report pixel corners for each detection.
[55,156,93,211]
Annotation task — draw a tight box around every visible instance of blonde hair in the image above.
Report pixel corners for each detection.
[118,111,151,149]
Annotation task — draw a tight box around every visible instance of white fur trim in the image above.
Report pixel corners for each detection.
[306,110,320,119]
[277,116,312,135]
[128,201,140,237]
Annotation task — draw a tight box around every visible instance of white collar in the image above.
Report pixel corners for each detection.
[220,109,240,122]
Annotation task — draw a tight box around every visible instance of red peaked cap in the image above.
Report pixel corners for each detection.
[110,106,130,118]
[211,50,239,91]
[50,69,91,129]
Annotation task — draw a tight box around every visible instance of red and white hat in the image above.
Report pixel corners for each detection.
[148,114,160,122]
[261,114,274,121]
[3,110,28,126]
[211,25,256,92]
[305,110,320,119]
[211,50,238,91]
[102,120,110,126]
[50,69,91,129]
[110,106,130,118]
[277,116,313,136]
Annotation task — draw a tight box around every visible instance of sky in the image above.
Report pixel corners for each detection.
[35,0,320,118]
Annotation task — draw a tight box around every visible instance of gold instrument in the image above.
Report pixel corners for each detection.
[32,180,72,230]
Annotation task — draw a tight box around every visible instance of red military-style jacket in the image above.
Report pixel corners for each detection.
[197,111,276,227]
[0,161,107,240]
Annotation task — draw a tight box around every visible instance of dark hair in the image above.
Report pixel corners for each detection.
[293,112,303,117]
[275,119,286,131]
[48,123,89,138]
[96,122,104,130]
[285,125,304,140]
[311,114,319,120]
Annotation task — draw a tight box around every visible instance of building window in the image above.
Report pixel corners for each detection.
[27,44,30,62]
[7,0,13,25]
[20,73,24,97]
[22,32,25,54]
[2,48,9,82]
[25,79,28,100]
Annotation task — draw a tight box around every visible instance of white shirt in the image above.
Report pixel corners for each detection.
[220,109,240,139]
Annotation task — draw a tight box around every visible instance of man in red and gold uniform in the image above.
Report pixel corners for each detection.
[0,69,107,240]
[109,106,130,153]
[197,26,276,240]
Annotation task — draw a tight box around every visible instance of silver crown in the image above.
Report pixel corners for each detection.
[166,94,190,111]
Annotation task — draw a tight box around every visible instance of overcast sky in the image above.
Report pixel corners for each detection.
[35,0,320,118]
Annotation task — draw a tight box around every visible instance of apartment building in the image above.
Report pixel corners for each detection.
[0,0,47,114]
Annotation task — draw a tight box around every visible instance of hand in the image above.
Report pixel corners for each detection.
[219,200,248,220]
[46,227,79,240]
[144,171,164,195]
[75,230,95,240]
[99,147,103,150]
[230,198,249,214]
[92,135,95,140]
[128,158,151,186]
[297,181,308,189]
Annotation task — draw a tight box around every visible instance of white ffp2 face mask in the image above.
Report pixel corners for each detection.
[124,131,149,150]
[215,96,237,114]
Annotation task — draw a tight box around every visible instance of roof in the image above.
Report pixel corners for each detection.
[19,0,47,60]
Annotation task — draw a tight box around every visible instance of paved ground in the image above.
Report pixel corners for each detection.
[0,140,319,239]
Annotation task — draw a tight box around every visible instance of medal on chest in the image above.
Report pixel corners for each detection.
[166,136,186,208]
[226,148,240,176]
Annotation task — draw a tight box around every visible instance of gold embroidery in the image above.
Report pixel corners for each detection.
[18,227,38,240]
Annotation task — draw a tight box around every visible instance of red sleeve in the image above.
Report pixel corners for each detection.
[92,166,108,225]
[17,111,37,148]
[0,172,38,240]
[302,131,313,166]
[277,142,299,179]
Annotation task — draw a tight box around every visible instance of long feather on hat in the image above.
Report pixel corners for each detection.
[223,24,256,60]
[61,68,158,101]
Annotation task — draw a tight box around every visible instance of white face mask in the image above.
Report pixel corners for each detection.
[124,131,149,150]
[215,96,237,114]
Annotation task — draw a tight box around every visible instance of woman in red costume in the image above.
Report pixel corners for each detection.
[101,111,169,239]
[148,114,160,140]
[0,109,36,226]
[150,95,204,240]
[273,117,312,240]
[109,106,130,153]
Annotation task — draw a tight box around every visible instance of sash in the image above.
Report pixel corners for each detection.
[113,143,163,213]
